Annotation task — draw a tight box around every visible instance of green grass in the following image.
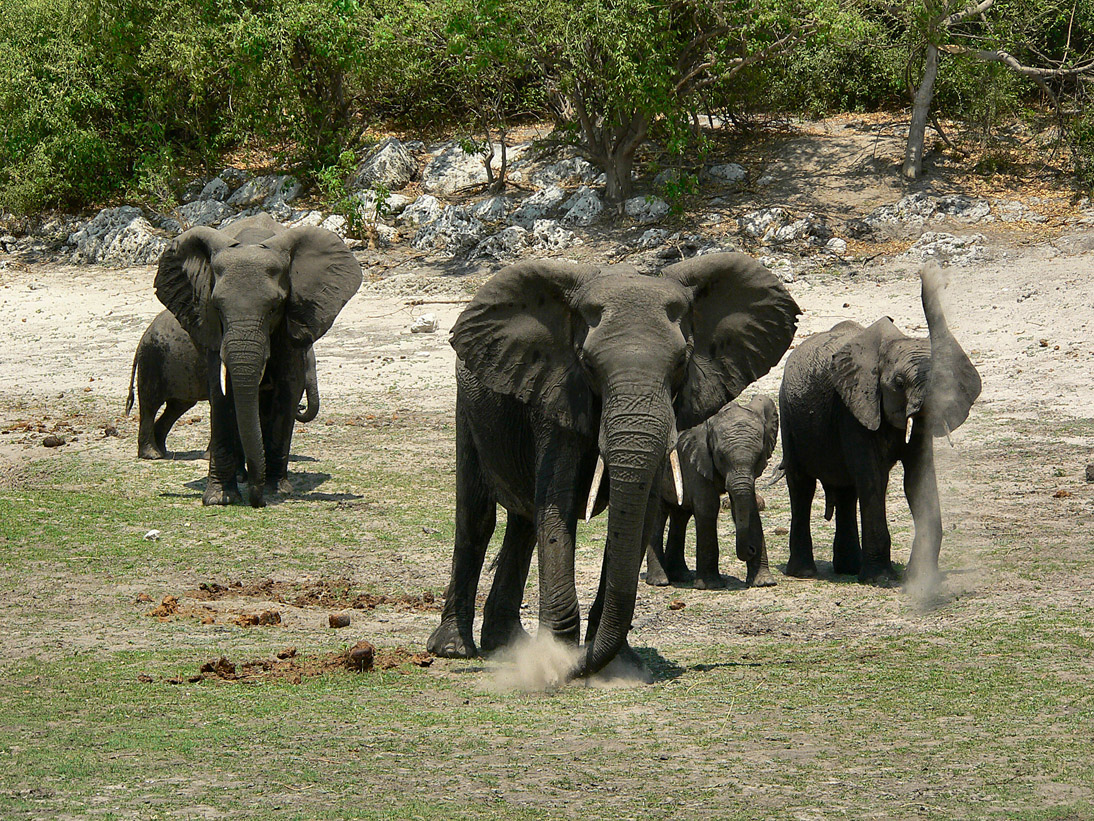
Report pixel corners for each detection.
[1,404,1092,819]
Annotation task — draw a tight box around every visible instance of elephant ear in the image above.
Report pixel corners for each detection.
[154,226,236,349]
[678,422,715,483]
[831,318,905,431]
[663,253,800,429]
[756,395,779,467]
[265,226,363,347]
[450,260,599,436]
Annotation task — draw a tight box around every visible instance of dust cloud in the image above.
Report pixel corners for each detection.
[488,633,652,691]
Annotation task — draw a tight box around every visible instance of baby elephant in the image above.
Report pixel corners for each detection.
[645,396,779,589]
[125,310,319,460]
[779,264,981,585]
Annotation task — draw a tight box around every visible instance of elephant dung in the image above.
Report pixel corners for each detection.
[329,613,351,629]
[343,640,375,672]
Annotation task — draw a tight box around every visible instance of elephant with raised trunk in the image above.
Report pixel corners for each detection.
[154,213,361,507]
[645,395,780,590]
[779,264,981,584]
[126,309,319,460]
[427,253,799,679]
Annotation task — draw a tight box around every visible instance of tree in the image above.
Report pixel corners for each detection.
[897,0,1094,179]
[528,0,824,203]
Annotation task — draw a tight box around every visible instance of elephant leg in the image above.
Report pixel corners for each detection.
[262,344,305,496]
[903,429,943,585]
[663,507,693,583]
[480,513,536,654]
[203,353,242,506]
[153,400,195,458]
[137,393,167,460]
[784,470,818,578]
[746,540,775,587]
[643,502,673,586]
[533,436,584,646]
[830,485,862,576]
[853,461,896,585]
[428,412,497,659]
[693,512,725,589]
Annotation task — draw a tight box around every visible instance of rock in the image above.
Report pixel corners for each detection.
[351,137,418,191]
[511,185,568,228]
[531,219,581,251]
[470,195,510,222]
[994,199,1046,223]
[739,207,791,241]
[227,174,299,208]
[410,313,438,333]
[218,167,248,190]
[352,189,411,221]
[845,217,872,239]
[177,199,232,228]
[288,210,326,229]
[530,155,599,187]
[421,141,493,196]
[560,186,604,226]
[398,195,444,227]
[42,434,65,448]
[68,207,168,266]
[329,613,351,628]
[770,213,831,246]
[826,237,848,255]
[198,178,230,202]
[411,205,485,254]
[756,173,776,187]
[653,169,681,189]
[637,228,671,249]
[625,195,670,225]
[759,256,795,283]
[1085,463,1094,483]
[143,529,161,541]
[706,163,747,185]
[900,232,985,266]
[934,194,991,222]
[473,226,529,260]
[320,214,348,237]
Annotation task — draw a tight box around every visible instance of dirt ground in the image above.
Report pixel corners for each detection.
[2,120,1093,819]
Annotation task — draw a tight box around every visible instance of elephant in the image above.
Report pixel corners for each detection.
[125,310,319,460]
[645,395,780,590]
[154,212,361,507]
[778,263,981,585]
[426,253,799,678]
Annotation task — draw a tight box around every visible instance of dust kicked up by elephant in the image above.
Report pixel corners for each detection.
[427,253,800,680]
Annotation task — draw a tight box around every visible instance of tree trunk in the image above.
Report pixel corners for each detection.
[904,43,940,180]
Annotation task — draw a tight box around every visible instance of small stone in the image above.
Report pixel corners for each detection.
[774,527,789,536]
[1053,489,1072,498]
[668,600,686,611]
[276,646,297,660]
[410,313,438,334]
[329,613,351,628]
[42,435,64,448]
[1085,464,1094,483]
[143,529,161,541]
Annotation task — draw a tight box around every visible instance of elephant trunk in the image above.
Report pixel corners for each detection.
[574,381,672,679]
[222,324,269,508]
[921,264,982,435]
[727,475,761,563]
[296,346,319,422]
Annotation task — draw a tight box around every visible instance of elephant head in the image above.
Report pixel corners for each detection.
[680,395,778,563]
[832,264,981,442]
[450,253,799,677]
[154,214,361,506]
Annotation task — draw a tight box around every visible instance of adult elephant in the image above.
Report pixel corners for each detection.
[126,309,320,460]
[779,264,981,584]
[154,213,361,507]
[427,253,799,678]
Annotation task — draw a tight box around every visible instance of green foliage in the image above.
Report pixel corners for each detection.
[315,150,367,237]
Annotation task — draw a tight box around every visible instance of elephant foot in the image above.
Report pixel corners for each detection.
[480,619,530,655]
[903,561,941,592]
[265,477,292,497]
[203,481,242,506]
[587,642,653,685]
[784,556,819,578]
[747,567,776,588]
[694,572,726,590]
[138,444,167,460]
[247,484,266,508]
[832,554,861,576]
[858,561,899,586]
[645,564,672,586]
[427,618,477,659]
[645,563,692,586]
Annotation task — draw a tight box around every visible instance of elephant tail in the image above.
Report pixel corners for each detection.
[124,350,138,416]
[823,492,835,522]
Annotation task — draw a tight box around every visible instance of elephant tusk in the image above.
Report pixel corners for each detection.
[670,449,684,506]
[905,417,913,445]
[942,419,954,447]
[585,455,605,523]
[220,361,229,396]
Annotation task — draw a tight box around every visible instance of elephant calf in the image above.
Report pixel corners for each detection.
[645,396,779,589]
[126,310,319,460]
[779,264,981,584]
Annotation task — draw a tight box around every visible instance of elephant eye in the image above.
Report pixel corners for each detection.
[894,374,906,389]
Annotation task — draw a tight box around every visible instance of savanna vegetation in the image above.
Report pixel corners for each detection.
[2,0,1094,214]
